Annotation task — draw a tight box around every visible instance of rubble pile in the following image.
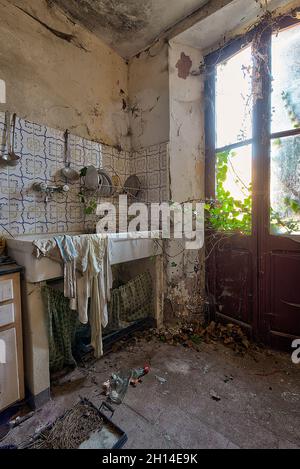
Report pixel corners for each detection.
[140,321,254,354]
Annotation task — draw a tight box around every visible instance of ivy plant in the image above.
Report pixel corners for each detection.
[206,150,252,234]
[206,150,300,235]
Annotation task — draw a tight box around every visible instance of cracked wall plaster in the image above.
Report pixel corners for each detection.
[0,0,130,148]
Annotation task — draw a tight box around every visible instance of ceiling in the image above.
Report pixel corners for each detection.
[52,0,210,58]
[175,0,297,53]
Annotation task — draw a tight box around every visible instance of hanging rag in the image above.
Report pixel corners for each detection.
[72,234,113,358]
[54,235,78,309]
[32,238,58,260]
[33,234,113,360]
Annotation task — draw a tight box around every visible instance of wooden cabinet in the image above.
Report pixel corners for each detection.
[0,268,24,412]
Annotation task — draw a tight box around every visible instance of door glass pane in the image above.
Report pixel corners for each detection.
[216,46,253,148]
[209,145,252,234]
[270,135,300,235]
[271,25,300,133]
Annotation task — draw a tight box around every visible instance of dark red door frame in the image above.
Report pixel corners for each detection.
[204,13,300,346]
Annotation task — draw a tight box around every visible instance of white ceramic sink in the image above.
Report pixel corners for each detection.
[7,231,162,283]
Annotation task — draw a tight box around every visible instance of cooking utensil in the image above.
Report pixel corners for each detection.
[98,169,113,197]
[123,174,141,198]
[61,130,79,181]
[111,174,121,194]
[84,165,99,191]
[0,112,20,166]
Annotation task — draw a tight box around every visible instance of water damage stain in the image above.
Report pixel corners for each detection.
[53,0,152,36]
[176,52,192,79]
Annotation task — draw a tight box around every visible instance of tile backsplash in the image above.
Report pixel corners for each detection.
[0,112,169,237]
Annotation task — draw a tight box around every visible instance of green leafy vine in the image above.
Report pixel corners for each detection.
[206,150,300,235]
[206,150,252,234]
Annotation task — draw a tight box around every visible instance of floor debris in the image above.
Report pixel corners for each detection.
[155,375,167,384]
[1,340,300,449]
[0,411,36,442]
[224,375,234,383]
[139,320,257,355]
[210,390,221,402]
[24,400,104,449]
[281,392,300,403]
[103,365,150,404]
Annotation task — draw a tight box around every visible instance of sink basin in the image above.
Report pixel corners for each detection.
[7,231,162,283]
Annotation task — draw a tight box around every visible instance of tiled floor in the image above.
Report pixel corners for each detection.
[3,338,300,449]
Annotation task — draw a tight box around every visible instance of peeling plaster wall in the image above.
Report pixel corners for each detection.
[0,0,130,148]
[128,41,170,150]
[128,40,205,321]
[169,42,204,203]
[165,41,205,320]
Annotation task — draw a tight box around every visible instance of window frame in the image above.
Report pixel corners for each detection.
[204,12,300,236]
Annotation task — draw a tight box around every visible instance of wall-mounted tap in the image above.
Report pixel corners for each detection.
[32,182,69,203]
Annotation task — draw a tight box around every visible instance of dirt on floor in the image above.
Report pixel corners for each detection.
[2,326,300,449]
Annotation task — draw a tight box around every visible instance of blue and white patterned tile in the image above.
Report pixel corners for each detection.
[160,186,169,203]
[146,144,160,157]
[0,110,170,236]
[135,155,147,173]
[45,132,61,163]
[34,155,47,181]
[66,203,84,224]
[19,154,35,181]
[67,221,84,233]
[102,147,112,172]
[7,155,23,179]
[57,221,69,233]
[32,132,46,159]
[56,138,65,165]
[147,188,160,203]
[0,171,9,196]
[71,136,85,167]
[12,126,24,157]
[67,186,80,203]
[82,138,92,166]
[56,202,67,219]
[45,159,57,182]
[135,173,147,191]
[147,152,160,172]
[148,171,160,189]
[8,172,23,196]
[22,223,36,235]
[46,221,58,234]
[115,155,126,176]
[9,222,25,236]
[35,222,48,235]
[9,206,23,226]
[0,202,9,225]
[89,141,102,167]
[160,145,168,171]
[33,122,47,138]
[17,117,33,136]
[22,200,36,225]
[160,169,168,188]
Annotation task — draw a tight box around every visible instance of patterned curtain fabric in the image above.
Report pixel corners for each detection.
[105,271,153,333]
[42,285,77,372]
[43,271,153,371]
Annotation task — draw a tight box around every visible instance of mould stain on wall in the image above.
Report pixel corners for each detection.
[53,0,152,38]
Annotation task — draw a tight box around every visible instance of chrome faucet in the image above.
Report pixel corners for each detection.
[32,182,69,203]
